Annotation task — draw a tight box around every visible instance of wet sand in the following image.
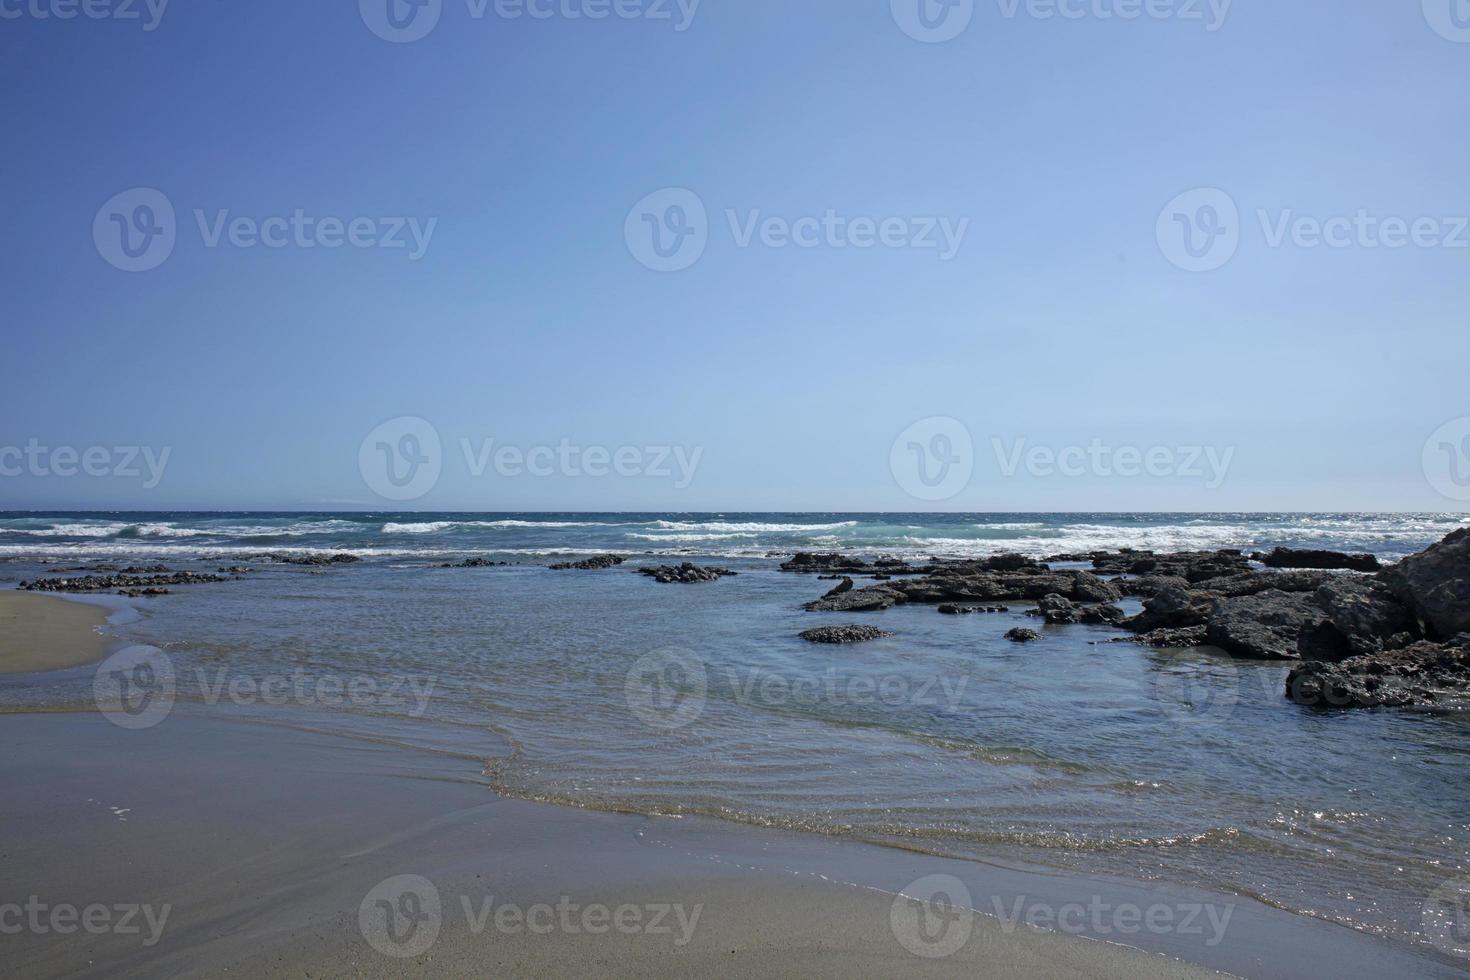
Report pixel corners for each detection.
[0,592,109,674]
[1,708,1462,979]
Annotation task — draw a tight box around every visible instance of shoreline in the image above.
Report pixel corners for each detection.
[0,591,111,675]
[3,706,1462,979]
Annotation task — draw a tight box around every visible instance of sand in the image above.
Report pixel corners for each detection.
[0,591,110,674]
[0,602,1461,978]
[0,708,1460,979]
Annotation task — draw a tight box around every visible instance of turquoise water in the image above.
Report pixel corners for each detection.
[3,511,1469,964]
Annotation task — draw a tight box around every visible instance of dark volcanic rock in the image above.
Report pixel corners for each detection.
[1380,528,1470,640]
[937,604,1009,615]
[805,586,902,612]
[1086,549,1252,583]
[21,571,228,594]
[1285,635,1470,709]
[1205,590,1323,660]
[636,562,737,584]
[1125,586,1218,633]
[1193,570,1333,598]
[782,553,868,573]
[821,577,854,599]
[1005,628,1041,643]
[799,625,895,644]
[261,553,360,566]
[1113,625,1209,648]
[440,558,510,568]
[549,554,625,571]
[1117,575,1192,598]
[1257,547,1381,572]
[1079,603,1127,626]
[1297,577,1417,662]
[117,587,171,597]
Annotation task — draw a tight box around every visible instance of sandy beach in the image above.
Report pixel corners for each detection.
[0,592,110,675]
[2,595,1464,979]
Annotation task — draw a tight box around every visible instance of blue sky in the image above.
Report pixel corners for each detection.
[2,0,1467,512]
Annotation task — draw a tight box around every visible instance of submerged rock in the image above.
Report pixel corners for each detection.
[440,558,510,568]
[799,625,894,644]
[549,554,625,571]
[937,604,1009,615]
[1005,627,1041,643]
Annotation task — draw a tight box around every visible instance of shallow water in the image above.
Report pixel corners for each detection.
[3,511,1469,962]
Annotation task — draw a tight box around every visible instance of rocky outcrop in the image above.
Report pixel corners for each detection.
[259,553,360,566]
[1285,636,1470,709]
[805,586,903,612]
[1192,570,1333,598]
[1005,628,1040,643]
[1125,586,1217,633]
[20,571,229,593]
[799,625,894,644]
[440,558,510,568]
[1380,528,1470,640]
[1205,590,1323,660]
[1257,547,1380,572]
[636,563,737,584]
[549,554,625,571]
[821,577,854,599]
[1027,594,1126,626]
[1296,577,1416,661]
[938,604,1010,615]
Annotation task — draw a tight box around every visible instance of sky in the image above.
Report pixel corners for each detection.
[1,0,1467,513]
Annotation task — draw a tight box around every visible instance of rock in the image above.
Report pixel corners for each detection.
[1296,577,1416,662]
[217,566,253,575]
[1192,570,1333,598]
[1205,590,1323,660]
[938,604,1009,615]
[1005,628,1041,643]
[1118,575,1192,598]
[1380,528,1470,640]
[257,553,360,566]
[1285,635,1470,709]
[549,554,625,571]
[821,577,854,599]
[636,562,736,584]
[21,571,229,594]
[1123,626,1208,648]
[1125,586,1217,633]
[799,625,895,644]
[805,587,902,612]
[1257,547,1381,572]
[782,553,867,573]
[117,587,171,597]
[1078,603,1127,626]
[1031,594,1078,624]
[440,558,510,568]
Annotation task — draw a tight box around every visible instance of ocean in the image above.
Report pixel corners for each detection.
[2,511,1468,962]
